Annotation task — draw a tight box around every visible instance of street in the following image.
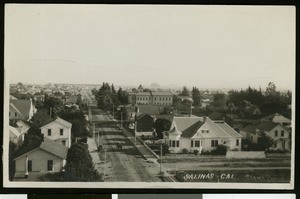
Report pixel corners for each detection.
[82,89,162,182]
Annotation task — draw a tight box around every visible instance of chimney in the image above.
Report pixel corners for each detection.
[203,116,207,122]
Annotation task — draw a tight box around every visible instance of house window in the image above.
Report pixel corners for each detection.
[15,112,17,117]
[62,140,66,146]
[176,140,179,147]
[28,160,32,172]
[191,140,193,147]
[281,130,284,137]
[236,139,239,146]
[275,130,278,137]
[211,140,218,147]
[169,140,171,146]
[9,112,11,117]
[48,129,51,136]
[47,160,54,171]
[195,141,200,147]
[172,140,176,147]
[250,136,253,142]
[60,129,64,136]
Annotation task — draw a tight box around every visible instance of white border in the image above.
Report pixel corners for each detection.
[3,4,295,189]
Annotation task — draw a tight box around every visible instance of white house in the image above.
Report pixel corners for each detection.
[9,126,22,146]
[13,138,68,180]
[240,121,290,151]
[163,116,242,153]
[40,117,72,148]
[9,99,37,122]
[256,121,290,151]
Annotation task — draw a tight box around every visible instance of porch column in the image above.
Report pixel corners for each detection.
[62,159,66,172]
[25,156,29,178]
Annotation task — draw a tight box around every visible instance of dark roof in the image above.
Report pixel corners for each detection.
[136,92,151,96]
[256,121,279,132]
[137,113,154,120]
[10,99,32,118]
[261,112,291,124]
[153,114,174,122]
[208,112,224,120]
[13,138,68,160]
[138,105,162,115]
[181,121,204,138]
[151,91,173,96]
[240,125,257,134]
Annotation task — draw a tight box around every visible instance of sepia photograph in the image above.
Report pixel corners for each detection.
[3,4,295,189]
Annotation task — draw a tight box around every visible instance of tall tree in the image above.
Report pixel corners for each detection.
[30,110,51,127]
[265,82,277,96]
[179,86,190,96]
[58,107,92,143]
[212,93,226,107]
[153,119,171,139]
[192,87,201,107]
[64,142,103,181]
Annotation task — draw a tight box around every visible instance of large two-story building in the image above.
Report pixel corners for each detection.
[128,91,173,106]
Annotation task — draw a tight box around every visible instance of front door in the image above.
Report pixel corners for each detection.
[282,140,286,150]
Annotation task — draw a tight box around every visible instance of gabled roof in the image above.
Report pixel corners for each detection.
[261,113,291,124]
[138,105,162,115]
[40,117,72,129]
[215,122,243,138]
[171,117,242,139]
[16,120,32,128]
[153,115,174,123]
[172,117,203,132]
[9,126,21,137]
[241,125,257,134]
[256,121,279,132]
[13,138,68,160]
[151,91,173,96]
[10,99,33,119]
[136,92,151,96]
[137,113,154,120]
[181,121,204,138]
[168,127,182,135]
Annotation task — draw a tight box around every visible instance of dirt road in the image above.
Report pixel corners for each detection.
[95,130,162,182]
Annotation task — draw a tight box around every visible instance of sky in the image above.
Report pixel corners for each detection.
[5,5,295,90]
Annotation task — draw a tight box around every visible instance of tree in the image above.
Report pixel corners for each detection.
[64,142,103,181]
[265,82,277,96]
[153,119,171,139]
[256,132,275,151]
[58,108,92,143]
[137,84,144,91]
[44,94,63,116]
[212,93,226,107]
[30,109,51,127]
[9,141,17,181]
[179,86,190,96]
[192,87,201,107]
[117,88,129,105]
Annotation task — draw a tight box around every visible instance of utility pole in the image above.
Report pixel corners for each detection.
[121,111,123,127]
[160,144,163,175]
[104,148,107,180]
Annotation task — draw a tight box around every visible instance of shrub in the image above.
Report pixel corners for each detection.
[181,148,189,154]
[211,145,227,155]
[193,150,199,155]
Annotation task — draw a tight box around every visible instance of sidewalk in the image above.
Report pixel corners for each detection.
[87,137,101,170]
